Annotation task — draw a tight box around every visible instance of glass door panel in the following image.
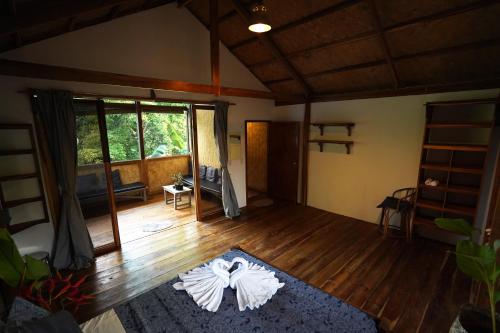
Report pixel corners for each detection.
[193,107,224,219]
[75,100,118,250]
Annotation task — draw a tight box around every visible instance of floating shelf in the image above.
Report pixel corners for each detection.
[310,122,355,136]
[422,143,488,152]
[309,139,353,154]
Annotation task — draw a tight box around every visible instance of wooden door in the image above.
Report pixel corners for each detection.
[268,122,300,202]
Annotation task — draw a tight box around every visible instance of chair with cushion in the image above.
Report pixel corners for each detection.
[377,187,416,240]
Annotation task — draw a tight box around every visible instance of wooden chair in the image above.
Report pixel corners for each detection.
[377,187,417,240]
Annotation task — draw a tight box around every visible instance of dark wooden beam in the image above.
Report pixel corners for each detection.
[0,0,135,38]
[177,0,193,8]
[0,58,302,102]
[245,0,497,68]
[366,0,399,88]
[107,5,122,20]
[210,0,220,96]
[307,77,500,104]
[264,37,500,86]
[301,102,311,206]
[230,0,312,97]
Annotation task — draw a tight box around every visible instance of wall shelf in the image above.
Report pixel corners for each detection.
[310,122,355,136]
[309,139,353,154]
[426,122,492,129]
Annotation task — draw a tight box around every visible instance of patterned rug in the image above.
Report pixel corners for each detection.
[114,249,378,332]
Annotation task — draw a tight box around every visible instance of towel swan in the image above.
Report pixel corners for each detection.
[173,258,231,312]
[229,257,285,311]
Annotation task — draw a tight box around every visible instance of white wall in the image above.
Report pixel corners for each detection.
[275,89,500,229]
[0,3,276,253]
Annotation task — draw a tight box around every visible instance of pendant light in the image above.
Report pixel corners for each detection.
[248,2,271,33]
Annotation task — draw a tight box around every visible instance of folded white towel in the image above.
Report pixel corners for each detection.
[173,258,231,312]
[229,257,284,311]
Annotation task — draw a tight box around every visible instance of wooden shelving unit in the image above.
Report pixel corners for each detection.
[0,124,49,234]
[412,98,498,235]
[309,139,354,154]
[310,122,355,136]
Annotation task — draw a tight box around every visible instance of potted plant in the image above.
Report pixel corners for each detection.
[435,217,500,333]
[0,227,93,314]
[171,172,184,191]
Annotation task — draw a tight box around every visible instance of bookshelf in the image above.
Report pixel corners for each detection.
[412,98,498,236]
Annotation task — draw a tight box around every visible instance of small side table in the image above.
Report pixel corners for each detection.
[163,185,192,210]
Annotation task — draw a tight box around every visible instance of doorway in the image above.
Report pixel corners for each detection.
[245,121,300,204]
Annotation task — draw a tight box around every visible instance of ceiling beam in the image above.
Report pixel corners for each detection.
[0,0,138,39]
[241,0,497,68]
[264,37,500,86]
[366,0,399,88]
[307,77,500,104]
[210,0,220,95]
[230,0,312,97]
[0,58,302,103]
[177,0,193,8]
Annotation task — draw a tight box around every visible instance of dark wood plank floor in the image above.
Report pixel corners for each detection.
[78,202,471,332]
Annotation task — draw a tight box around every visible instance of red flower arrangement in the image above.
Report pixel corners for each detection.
[18,271,95,314]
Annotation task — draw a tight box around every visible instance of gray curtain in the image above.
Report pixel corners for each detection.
[31,90,94,269]
[213,102,240,218]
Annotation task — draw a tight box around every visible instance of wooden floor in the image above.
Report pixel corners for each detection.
[85,194,221,246]
[78,202,472,332]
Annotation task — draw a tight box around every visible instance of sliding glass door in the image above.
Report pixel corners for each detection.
[75,99,120,253]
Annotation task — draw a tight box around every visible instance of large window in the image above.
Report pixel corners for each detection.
[143,110,189,158]
[75,99,190,165]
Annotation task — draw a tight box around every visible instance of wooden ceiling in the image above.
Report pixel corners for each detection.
[1,0,499,103]
[188,0,500,101]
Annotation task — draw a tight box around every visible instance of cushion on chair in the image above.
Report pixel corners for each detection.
[76,174,99,195]
[111,170,122,188]
[217,168,222,185]
[199,165,207,180]
[377,197,411,211]
[206,167,218,183]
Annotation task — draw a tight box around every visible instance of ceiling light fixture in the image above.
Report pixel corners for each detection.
[248,3,271,33]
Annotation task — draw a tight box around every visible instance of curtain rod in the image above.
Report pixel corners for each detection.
[18,89,236,106]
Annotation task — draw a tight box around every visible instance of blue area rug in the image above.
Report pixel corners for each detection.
[114,249,378,332]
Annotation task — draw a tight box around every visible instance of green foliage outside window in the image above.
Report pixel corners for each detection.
[76,101,189,165]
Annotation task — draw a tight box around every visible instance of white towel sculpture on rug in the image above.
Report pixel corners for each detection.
[173,258,231,312]
[229,257,285,311]
[174,257,284,312]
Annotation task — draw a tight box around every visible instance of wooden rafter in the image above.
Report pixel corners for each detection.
[0,58,303,103]
[210,0,220,95]
[307,77,500,104]
[177,0,193,8]
[366,0,399,88]
[230,0,312,97]
[243,0,497,68]
[263,37,500,86]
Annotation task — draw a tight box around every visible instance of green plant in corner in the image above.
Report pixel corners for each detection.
[435,217,499,333]
[0,227,50,288]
